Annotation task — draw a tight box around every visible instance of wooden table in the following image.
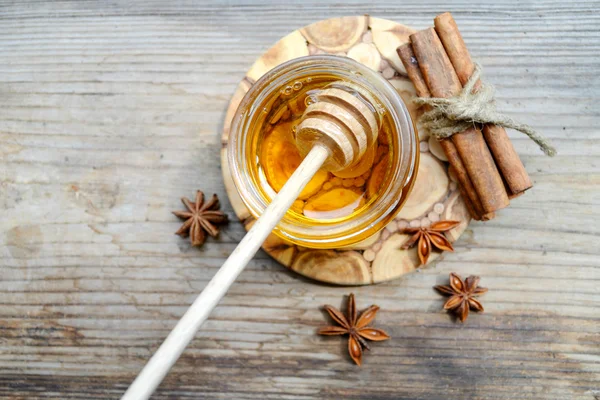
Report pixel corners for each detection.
[1,1,598,399]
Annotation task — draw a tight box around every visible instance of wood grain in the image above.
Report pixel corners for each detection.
[1,1,599,399]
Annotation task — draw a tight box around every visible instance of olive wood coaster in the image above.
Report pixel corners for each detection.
[221,16,471,285]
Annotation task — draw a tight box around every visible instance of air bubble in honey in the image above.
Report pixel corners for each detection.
[305,95,317,107]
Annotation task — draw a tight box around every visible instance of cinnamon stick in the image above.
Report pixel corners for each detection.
[441,139,495,220]
[434,12,532,196]
[396,44,430,99]
[449,166,495,221]
[409,28,509,214]
[397,43,488,221]
[502,174,525,199]
[447,165,475,218]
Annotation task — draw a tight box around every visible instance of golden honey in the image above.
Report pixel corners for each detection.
[228,56,418,248]
[253,76,397,224]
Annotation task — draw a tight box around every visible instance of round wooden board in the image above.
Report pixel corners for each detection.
[221,16,471,285]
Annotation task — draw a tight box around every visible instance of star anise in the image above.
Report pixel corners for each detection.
[400,220,460,265]
[318,293,390,366]
[173,190,228,247]
[434,272,488,322]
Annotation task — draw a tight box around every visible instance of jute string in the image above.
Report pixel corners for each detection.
[414,63,556,157]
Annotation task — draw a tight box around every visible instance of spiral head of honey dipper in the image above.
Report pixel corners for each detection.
[295,81,382,171]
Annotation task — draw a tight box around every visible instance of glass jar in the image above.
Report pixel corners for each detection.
[228,55,418,249]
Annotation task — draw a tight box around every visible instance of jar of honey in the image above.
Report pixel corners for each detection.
[228,55,419,249]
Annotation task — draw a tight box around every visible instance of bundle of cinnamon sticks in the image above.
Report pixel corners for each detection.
[397,12,532,220]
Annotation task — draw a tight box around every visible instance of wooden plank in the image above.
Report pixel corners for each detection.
[1,1,599,399]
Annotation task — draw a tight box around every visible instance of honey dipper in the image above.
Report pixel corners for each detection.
[123,82,381,399]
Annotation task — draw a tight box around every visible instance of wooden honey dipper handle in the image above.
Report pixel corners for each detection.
[122,83,379,400]
[122,145,329,400]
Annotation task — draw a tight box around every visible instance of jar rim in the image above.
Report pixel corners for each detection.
[228,55,418,248]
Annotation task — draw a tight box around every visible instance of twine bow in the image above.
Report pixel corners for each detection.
[414,63,556,157]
